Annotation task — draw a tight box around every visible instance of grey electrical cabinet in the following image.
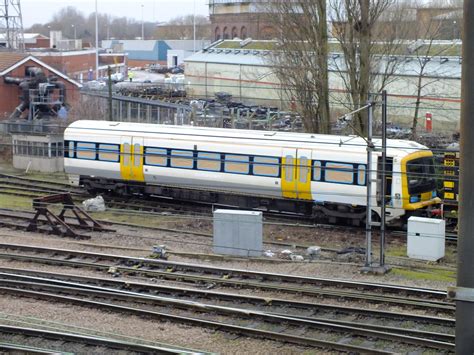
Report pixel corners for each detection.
[213,209,262,257]
[407,217,445,261]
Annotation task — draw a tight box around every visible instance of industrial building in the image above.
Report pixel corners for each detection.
[101,39,210,68]
[185,39,461,131]
[0,52,82,119]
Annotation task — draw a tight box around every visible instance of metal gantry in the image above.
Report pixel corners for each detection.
[0,0,24,51]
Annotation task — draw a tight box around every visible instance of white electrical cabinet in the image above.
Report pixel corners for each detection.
[213,209,263,257]
[407,217,445,261]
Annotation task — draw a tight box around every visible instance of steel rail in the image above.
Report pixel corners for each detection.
[0,182,85,196]
[0,324,198,354]
[0,267,455,327]
[0,342,72,354]
[0,250,454,313]
[0,242,448,299]
[0,275,455,346]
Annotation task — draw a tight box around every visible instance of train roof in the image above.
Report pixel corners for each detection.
[66,120,429,156]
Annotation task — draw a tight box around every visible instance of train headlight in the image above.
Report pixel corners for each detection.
[395,193,401,200]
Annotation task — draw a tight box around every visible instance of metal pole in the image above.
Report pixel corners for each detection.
[456,1,474,353]
[193,0,196,52]
[107,66,113,121]
[380,90,387,266]
[141,4,144,40]
[365,97,373,267]
[95,0,99,80]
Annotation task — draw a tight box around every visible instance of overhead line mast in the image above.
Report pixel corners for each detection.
[0,0,25,51]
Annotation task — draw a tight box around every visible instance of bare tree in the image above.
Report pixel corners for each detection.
[408,8,458,139]
[269,0,330,133]
[155,15,210,40]
[329,0,397,135]
[26,6,158,42]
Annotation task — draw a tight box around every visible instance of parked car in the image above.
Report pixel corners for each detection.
[169,66,184,74]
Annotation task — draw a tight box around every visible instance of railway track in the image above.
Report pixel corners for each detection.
[0,173,459,244]
[0,173,86,196]
[0,243,452,312]
[0,267,455,328]
[0,324,198,354]
[0,268,454,353]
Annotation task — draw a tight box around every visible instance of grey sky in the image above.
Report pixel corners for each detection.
[21,0,209,26]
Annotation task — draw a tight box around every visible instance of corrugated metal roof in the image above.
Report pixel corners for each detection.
[329,54,461,78]
[0,51,28,72]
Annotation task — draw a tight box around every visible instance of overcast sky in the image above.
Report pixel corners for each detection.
[21,0,209,26]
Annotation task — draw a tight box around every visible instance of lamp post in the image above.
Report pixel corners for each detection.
[453,20,457,40]
[141,4,145,40]
[71,24,76,40]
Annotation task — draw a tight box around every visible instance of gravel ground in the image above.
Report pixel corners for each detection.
[0,226,454,290]
[0,294,314,354]
[0,223,456,353]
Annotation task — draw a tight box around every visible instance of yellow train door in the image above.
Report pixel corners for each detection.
[120,136,145,182]
[296,149,312,200]
[282,148,297,199]
[281,148,312,200]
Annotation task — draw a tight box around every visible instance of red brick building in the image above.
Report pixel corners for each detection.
[0,33,50,49]
[32,49,97,80]
[28,49,127,81]
[0,52,82,119]
[209,0,277,41]
[24,33,50,49]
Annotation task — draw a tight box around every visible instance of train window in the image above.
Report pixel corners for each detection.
[134,144,141,167]
[325,162,354,184]
[312,161,322,181]
[358,165,366,185]
[122,143,131,166]
[225,154,249,174]
[171,149,194,169]
[197,152,221,172]
[253,156,279,177]
[299,157,309,183]
[98,144,120,162]
[76,142,96,160]
[68,141,75,158]
[285,156,294,181]
[145,148,168,166]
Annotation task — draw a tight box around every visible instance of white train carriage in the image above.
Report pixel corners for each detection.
[64,120,441,225]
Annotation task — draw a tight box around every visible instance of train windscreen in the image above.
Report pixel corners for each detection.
[406,156,436,195]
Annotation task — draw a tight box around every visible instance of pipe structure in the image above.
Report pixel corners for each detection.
[456,1,474,353]
[4,68,66,120]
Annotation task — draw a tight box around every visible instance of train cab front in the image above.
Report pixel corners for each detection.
[402,152,442,217]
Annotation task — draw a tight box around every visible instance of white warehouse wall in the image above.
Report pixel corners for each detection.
[185,52,461,132]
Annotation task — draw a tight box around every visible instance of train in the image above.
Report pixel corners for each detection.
[63,120,441,226]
